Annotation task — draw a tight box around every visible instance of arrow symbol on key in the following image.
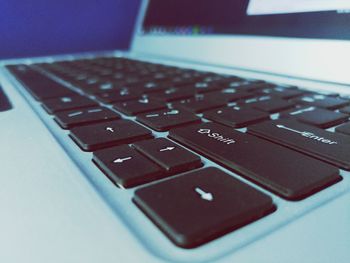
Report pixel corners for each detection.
[195,187,214,201]
[113,157,132,163]
[159,146,175,152]
[106,127,115,133]
[276,124,304,134]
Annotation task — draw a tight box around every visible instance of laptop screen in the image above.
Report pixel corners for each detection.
[142,0,350,40]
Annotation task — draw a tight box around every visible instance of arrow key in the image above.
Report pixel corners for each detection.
[93,145,164,188]
[70,119,152,151]
[133,167,275,248]
[133,138,202,174]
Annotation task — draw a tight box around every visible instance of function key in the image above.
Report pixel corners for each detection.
[54,106,120,129]
[93,145,163,188]
[133,167,275,248]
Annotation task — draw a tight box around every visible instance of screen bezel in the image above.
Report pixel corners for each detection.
[131,0,350,85]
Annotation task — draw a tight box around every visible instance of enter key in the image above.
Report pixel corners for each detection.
[248,119,350,170]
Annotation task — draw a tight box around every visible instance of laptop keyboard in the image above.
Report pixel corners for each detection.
[5,56,350,248]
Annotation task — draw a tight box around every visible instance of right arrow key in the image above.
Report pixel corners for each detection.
[133,168,276,248]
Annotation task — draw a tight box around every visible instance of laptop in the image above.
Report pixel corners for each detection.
[1,0,350,262]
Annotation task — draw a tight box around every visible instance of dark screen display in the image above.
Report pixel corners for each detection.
[142,0,350,40]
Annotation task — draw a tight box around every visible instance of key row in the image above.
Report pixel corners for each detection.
[8,65,350,131]
[39,92,350,135]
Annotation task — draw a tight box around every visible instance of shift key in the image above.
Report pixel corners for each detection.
[248,119,350,170]
[169,122,340,200]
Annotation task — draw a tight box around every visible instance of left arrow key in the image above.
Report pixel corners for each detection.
[93,145,164,188]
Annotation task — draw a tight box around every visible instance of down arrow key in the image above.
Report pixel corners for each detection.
[133,167,275,248]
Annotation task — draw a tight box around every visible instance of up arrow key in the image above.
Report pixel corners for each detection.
[195,187,214,201]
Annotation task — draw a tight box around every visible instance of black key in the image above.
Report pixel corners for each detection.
[54,106,120,129]
[94,88,141,103]
[205,88,253,102]
[203,106,270,128]
[339,106,350,115]
[308,90,339,97]
[133,167,275,248]
[241,96,295,113]
[261,86,304,99]
[76,81,122,94]
[42,95,97,114]
[282,107,349,128]
[168,77,196,87]
[148,87,194,102]
[133,138,202,174]
[137,108,201,132]
[93,145,163,188]
[292,95,350,110]
[172,94,226,113]
[129,81,170,94]
[335,122,350,136]
[169,122,341,200]
[6,65,75,100]
[248,119,350,170]
[113,97,167,116]
[218,75,243,83]
[182,82,223,93]
[224,80,271,92]
[70,119,152,151]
